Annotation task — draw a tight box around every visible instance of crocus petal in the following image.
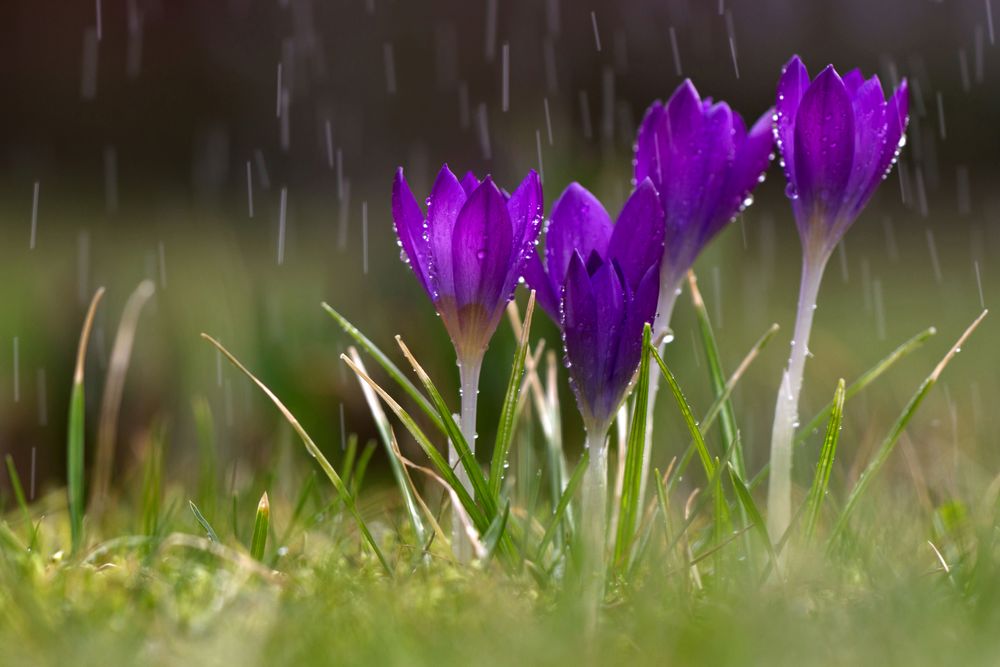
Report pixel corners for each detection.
[842,68,864,94]
[392,168,432,297]
[855,79,909,214]
[589,259,626,400]
[504,170,544,297]
[426,165,467,299]
[610,262,659,398]
[563,252,600,425]
[724,108,774,223]
[460,171,480,196]
[843,75,887,216]
[606,179,665,291]
[522,250,560,319]
[692,101,737,243]
[775,55,810,189]
[792,65,855,224]
[634,101,666,186]
[451,177,513,314]
[658,80,706,234]
[545,183,613,291]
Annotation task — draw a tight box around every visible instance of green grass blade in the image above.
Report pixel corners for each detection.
[192,396,218,516]
[483,500,511,559]
[189,500,221,543]
[650,345,715,479]
[613,324,652,568]
[653,468,673,546]
[802,379,846,543]
[727,464,777,568]
[203,334,393,576]
[277,471,317,548]
[347,348,428,546]
[340,434,359,489]
[352,440,377,497]
[341,353,489,532]
[250,492,270,561]
[393,337,497,520]
[795,326,936,445]
[698,323,781,447]
[5,456,32,534]
[141,425,164,537]
[749,325,938,490]
[322,302,444,434]
[490,292,536,499]
[830,311,987,546]
[536,449,589,559]
[687,272,744,476]
[68,287,105,554]
[661,322,779,492]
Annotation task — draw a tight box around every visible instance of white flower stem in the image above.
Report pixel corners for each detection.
[766,249,830,542]
[580,427,609,629]
[451,357,482,563]
[638,277,681,505]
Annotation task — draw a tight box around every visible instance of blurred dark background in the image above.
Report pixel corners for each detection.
[2,0,999,505]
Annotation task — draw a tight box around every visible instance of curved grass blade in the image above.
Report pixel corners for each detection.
[483,500,511,560]
[352,440,377,496]
[348,348,428,545]
[802,379,846,543]
[92,279,156,518]
[687,271,743,475]
[192,396,218,516]
[728,464,777,570]
[749,325,938,490]
[189,500,221,543]
[340,354,488,532]
[68,287,105,554]
[202,334,393,575]
[665,322,779,487]
[829,311,987,546]
[490,291,536,499]
[537,449,589,559]
[5,456,32,534]
[394,337,497,519]
[650,345,715,479]
[795,326,936,445]
[250,492,270,561]
[613,324,652,569]
[322,302,444,435]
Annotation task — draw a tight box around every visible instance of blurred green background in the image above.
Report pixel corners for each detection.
[3,0,998,507]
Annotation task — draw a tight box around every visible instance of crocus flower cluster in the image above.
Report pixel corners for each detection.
[392,165,543,364]
[388,53,909,566]
[775,56,910,260]
[524,180,665,435]
[634,80,774,333]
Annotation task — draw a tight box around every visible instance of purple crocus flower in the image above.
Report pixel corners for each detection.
[392,164,543,364]
[524,179,664,435]
[393,164,543,562]
[525,179,663,595]
[634,79,774,334]
[774,55,910,257]
[766,56,909,541]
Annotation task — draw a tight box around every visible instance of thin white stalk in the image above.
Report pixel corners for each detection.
[451,358,482,562]
[766,250,830,541]
[638,278,682,506]
[581,427,608,629]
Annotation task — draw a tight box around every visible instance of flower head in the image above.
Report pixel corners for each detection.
[634,80,774,287]
[525,180,664,433]
[775,56,909,257]
[392,165,543,362]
